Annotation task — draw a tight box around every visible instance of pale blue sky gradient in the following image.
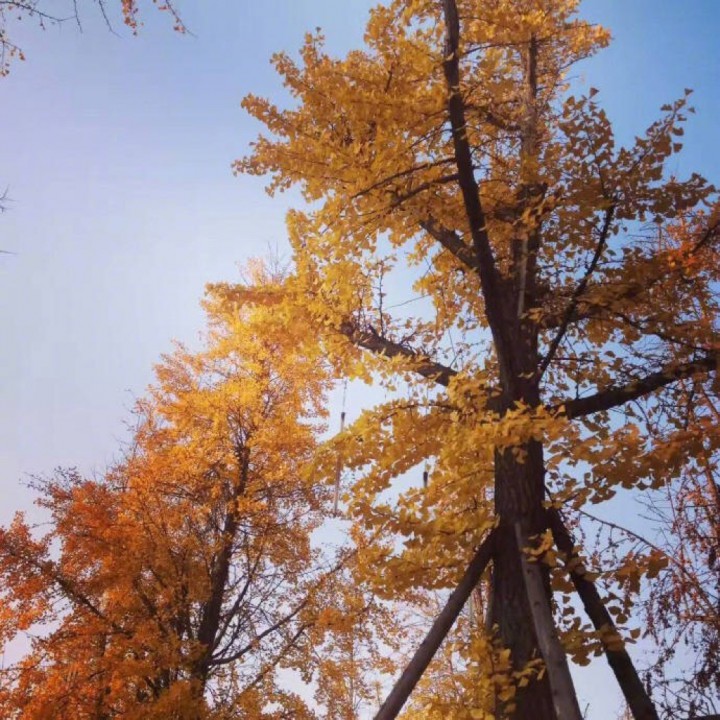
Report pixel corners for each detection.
[0,1,718,715]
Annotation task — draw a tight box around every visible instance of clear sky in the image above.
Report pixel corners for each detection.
[1,1,718,716]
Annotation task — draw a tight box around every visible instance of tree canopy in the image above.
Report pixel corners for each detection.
[0,265,394,718]
[238,0,719,717]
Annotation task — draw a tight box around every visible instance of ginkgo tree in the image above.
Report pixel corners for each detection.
[237,0,720,718]
[0,264,395,719]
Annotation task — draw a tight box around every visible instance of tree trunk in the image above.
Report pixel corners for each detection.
[491,438,557,719]
[194,447,249,689]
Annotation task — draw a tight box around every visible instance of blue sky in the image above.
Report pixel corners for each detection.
[1,1,718,715]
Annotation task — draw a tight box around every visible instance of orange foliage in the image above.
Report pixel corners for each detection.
[0,266,395,718]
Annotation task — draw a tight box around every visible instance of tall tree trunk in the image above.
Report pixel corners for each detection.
[440,2,571,714]
[491,439,557,719]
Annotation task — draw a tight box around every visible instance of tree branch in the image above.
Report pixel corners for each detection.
[420,217,481,274]
[539,213,720,331]
[538,203,615,377]
[441,0,515,377]
[561,353,719,419]
[390,174,460,206]
[466,101,519,132]
[0,528,130,638]
[351,160,456,201]
[340,319,457,387]
[209,594,310,667]
[342,317,718,423]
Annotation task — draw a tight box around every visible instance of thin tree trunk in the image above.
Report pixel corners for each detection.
[374,531,496,720]
[195,448,249,688]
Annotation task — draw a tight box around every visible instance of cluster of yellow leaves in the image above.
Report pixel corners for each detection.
[120,0,185,34]
[239,0,611,344]
[399,607,545,720]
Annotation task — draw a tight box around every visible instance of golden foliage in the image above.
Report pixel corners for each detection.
[237,0,719,714]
